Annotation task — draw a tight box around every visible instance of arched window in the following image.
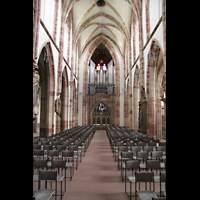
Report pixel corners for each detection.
[97,117,100,125]
[93,117,95,125]
[102,117,106,125]
[107,117,109,125]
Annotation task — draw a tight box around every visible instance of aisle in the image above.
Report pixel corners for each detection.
[63,130,127,200]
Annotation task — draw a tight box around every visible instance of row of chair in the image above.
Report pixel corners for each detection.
[114,143,166,162]
[106,126,166,200]
[33,125,96,200]
[127,171,166,200]
[107,127,165,156]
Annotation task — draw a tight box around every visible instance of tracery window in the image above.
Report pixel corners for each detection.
[93,103,109,115]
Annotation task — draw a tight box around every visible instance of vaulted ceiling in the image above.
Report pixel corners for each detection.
[63,0,141,62]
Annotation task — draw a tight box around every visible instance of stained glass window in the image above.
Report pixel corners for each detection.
[96,64,101,71]
[103,64,107,71]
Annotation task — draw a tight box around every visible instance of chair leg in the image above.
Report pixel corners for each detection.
[61,181,62,200]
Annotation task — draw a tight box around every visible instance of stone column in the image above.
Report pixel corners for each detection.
[55,96,61,133]
[33,57,40,133]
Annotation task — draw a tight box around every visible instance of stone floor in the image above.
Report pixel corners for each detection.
[33,130,164,200]
[62,130,128,200]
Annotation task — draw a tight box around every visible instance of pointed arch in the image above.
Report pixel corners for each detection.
[133,65,140,132]
[81,33,123,58]
[73,12,128,44]
[61,66,69,131]
[38,42,55,137]
[146,39,166,139]
[81,36,121,126]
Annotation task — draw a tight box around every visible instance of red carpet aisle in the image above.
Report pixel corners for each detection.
[62,130,127,200]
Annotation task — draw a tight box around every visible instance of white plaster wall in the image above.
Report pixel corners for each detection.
[78,49,86,126]
[119,53,124,126]
[142,0,147,46]
[56,0,62,47]
[40,0,55,37]
[149,0,162,34]
[135,21,140,60]
[37,0,72,134]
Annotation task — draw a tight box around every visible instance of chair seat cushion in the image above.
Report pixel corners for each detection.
[33,174,39,182]
[66,162,73,167]
[137,191,158,200]
[154,175,160,183]
[127,175,135,183]
[56,174,65,182]
[33,189,55,200]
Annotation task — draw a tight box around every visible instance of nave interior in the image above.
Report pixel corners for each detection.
[33,126,166,200]
[33,1,166,199]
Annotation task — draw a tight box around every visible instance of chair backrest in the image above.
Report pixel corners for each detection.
[52,141,61,147]
[138,142,146,147]
[137,151,148,159]
[159,142,166,146]
[69,138,75,144]
[121,151,133,159]
[78,138,85,143]
[49,138,56,142]
[144,146,153,153]
[133,139,140,144]
[69,145,78,151]
[48,150,59,158]
[41,141,49,145]
[33,145,41,150]
[62,150,74,158]
[118,146,128,152]
[115,141,124,147]
[43,145,53,151]
[148,137,154,141]
[39,170,57,181]
[160,172,166,182]
[143,138,150,143]
[33,159,47,169]
[127,142,135,147]
[156,146,166,152]
[56,145,66,151]
[51,160,66,168]
[33,150,44,157]
[131,146,141,153]
[135,172,154,183]
[146,160,160,170]
[126,160,139,170]
[151,151,162,160]
[160,172,166,197]
[74,141,82,146]
[148,142,156,146]
[40,138,47,142]
[58,138,65,144]
[153,139,159,143]
[63,141,71,147]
